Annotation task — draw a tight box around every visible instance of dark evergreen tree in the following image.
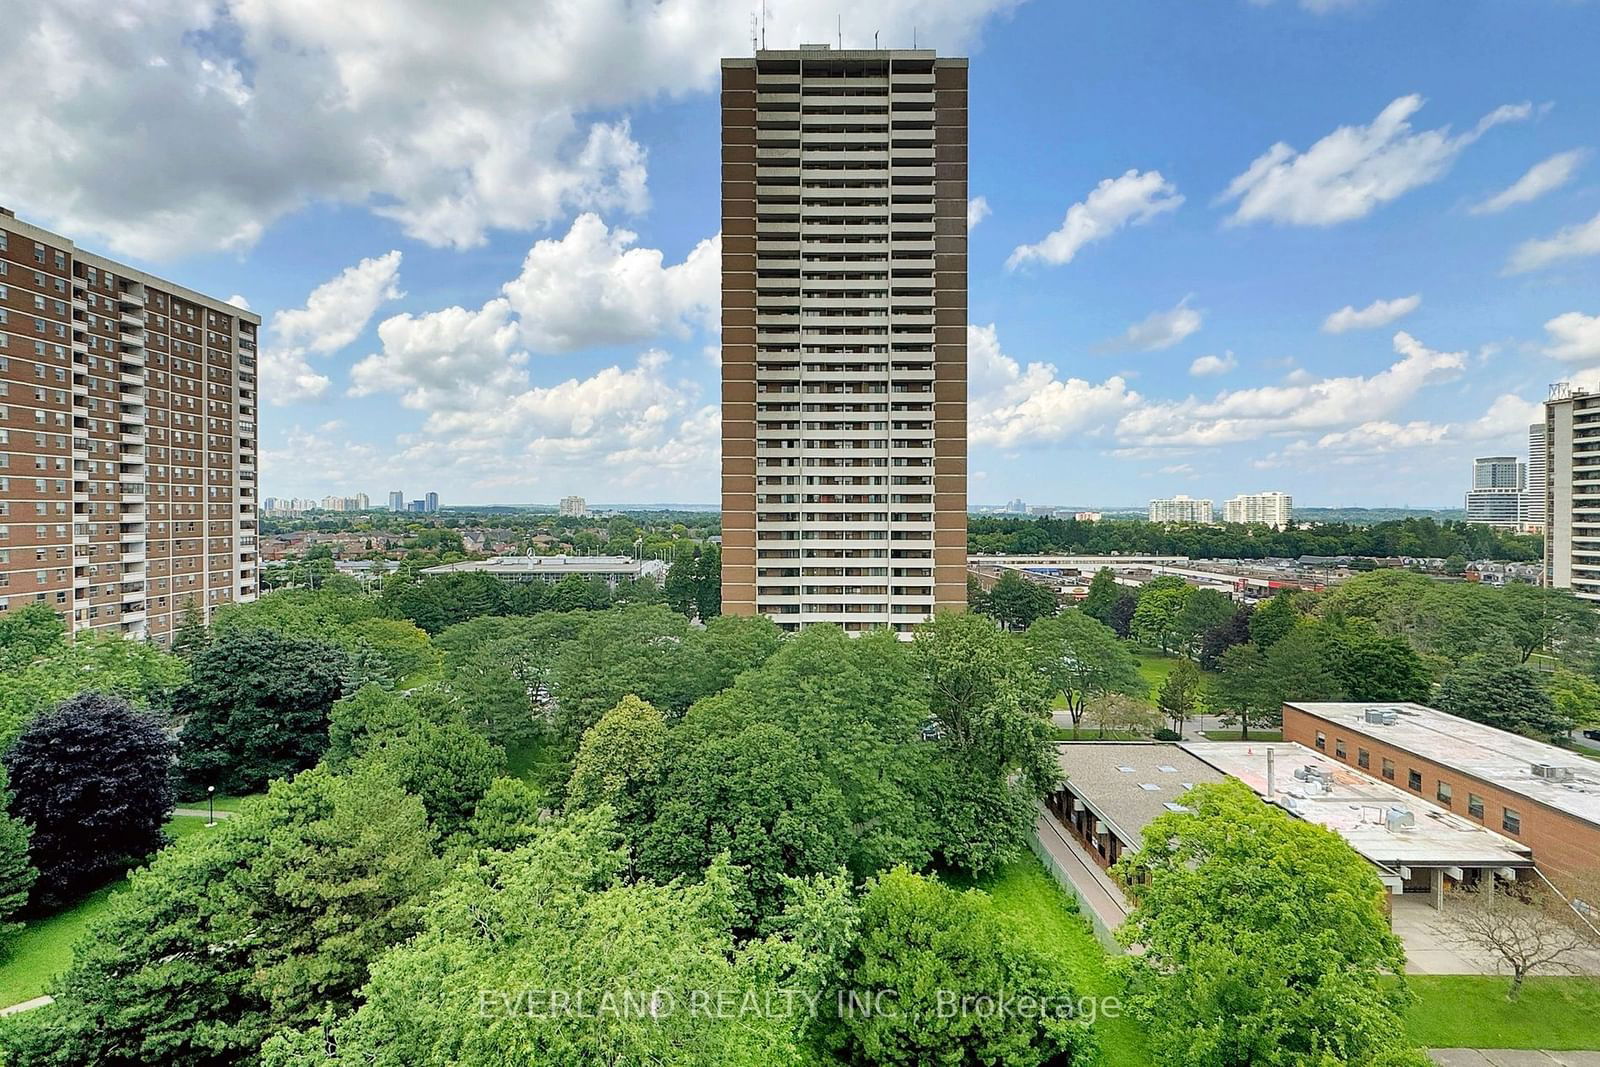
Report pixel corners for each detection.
[3,693,172,907]
[175,629,349,795]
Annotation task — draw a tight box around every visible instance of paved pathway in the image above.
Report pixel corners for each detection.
[1431,1052,1600,1066]
[172,808,235,820]
[0,996,52,1016]
[1032,808,1129,935]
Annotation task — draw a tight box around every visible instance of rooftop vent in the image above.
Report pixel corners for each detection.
[1532,763,1576,783]
[1364,708,1399,726]
[1385,807,1416,832]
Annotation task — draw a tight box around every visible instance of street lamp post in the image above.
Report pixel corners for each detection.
[207,785,216,827]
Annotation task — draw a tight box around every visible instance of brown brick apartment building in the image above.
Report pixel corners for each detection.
[0,208,259,641]
[720,47,967,633]
[1283,701,1600,887]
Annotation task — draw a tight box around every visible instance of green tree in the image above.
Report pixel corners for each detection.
[1116,781,1426,1067]
[1547,668,1600,729]
[1130,577,1191,654]
[1198,604,1253,671]
[915,613,1058,873]
[1175,588,1235,658]
[259,815,813,1067]
[3,693,172,907]
[345,617,439,685]
[1079,567,1120,625]
[1254,624,1344,716]
[1157,658,1203,735]
[566,695,668,843]
[175,629,349,795]
[0,767,36,961]
[7,768,442,1067]
[0,630,187,750]
[1213,643,1273,740]
[1024,611,1145,731]
[639,720,851,927]
[819,867,1096,1067]
[694,542,722,620]
[664,554,697,617]
[1107,592,1138,639]
[1501,583,1599,666]
[1438,657,1571,739]
[0,604,67,669]
[1329,623,1434,703]
[1248,591,1298,651]
[981,571,1058,631]
[170,603,210,661]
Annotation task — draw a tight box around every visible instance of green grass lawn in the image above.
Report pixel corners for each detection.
[1132,652,1216,702]
[0,886,120,1007]
[1053,728,1152,742]
[964,858,1150,1067]
[1403,975,1600,1050]
[164,814,211,840]
[1200,730,1284,742]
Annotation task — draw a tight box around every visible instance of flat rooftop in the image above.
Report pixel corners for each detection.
[1289,702,1600,828]
[1054,743,1227,849]
[1184,742,1533,871]
[420,555,660,576]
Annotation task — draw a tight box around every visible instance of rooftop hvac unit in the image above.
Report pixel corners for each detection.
[1364,708,1399,725]
[1532,763,1576,783]
[1385,807,1416,832]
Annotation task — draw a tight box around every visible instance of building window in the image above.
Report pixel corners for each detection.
[1407,769,1422,792]
[1357,748,1369,769]
[1381,758,1395,781]
[1502,808,1521,835]
[1468,794,1485,819]
[1335,739,1346,759]
[1436,781,1452,807]
[1315,731,1326,751]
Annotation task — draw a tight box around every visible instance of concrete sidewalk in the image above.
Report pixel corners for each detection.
[1431,1052,1600,1066]
[1032,808,1129,937]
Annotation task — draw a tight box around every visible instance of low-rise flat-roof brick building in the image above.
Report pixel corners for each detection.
[1281,701,1600,888]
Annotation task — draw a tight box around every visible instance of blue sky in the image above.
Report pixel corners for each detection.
[4,0,1598,507]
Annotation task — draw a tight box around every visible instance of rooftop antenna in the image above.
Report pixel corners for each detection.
[760,0,767,49]
[838,13,842,48]
[913,25,918,48]
[751,12,758,54]
[874,30,879,48]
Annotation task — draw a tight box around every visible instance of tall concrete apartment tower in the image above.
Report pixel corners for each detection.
[1544,383,1600,602]
[720,46,968,634]
[0,209,260,641]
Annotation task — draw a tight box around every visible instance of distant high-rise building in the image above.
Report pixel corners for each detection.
[408,499,426,513]
[1224,491,1293,528]
[1149,495,1214,524]
[353,493,370,511]
[1522,423,1547,533]
[1544,384,1600,601]
[1464,455,1525,530]
[1006,498,1027,514]
[1074,512,1103,523]
[388,490,404,512]
[719,47,969,634]
[559,495,588,518]
[425,491,439,513]
[0,209,259,641]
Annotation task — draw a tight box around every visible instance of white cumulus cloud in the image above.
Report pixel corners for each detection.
[0,0,1014,258]
[1116,331,1465,448]
[967,196,991,231]
[1220,94,1533,227]
[261,251,404,405]
[1321,293,1421,334]
[968,324,1140,448]
[1006,170,1183,269]
[1505,211,1600,274]
[1542,311,1600,364]
[1471,149,1589,215]
[502,213,719,352]
[1189,352,1238,377]
[1098,298,1203,352]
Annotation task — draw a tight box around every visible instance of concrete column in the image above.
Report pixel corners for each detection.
[1431,868,1444,911]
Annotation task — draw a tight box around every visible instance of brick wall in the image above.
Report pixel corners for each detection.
[1282,705,1600,887]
